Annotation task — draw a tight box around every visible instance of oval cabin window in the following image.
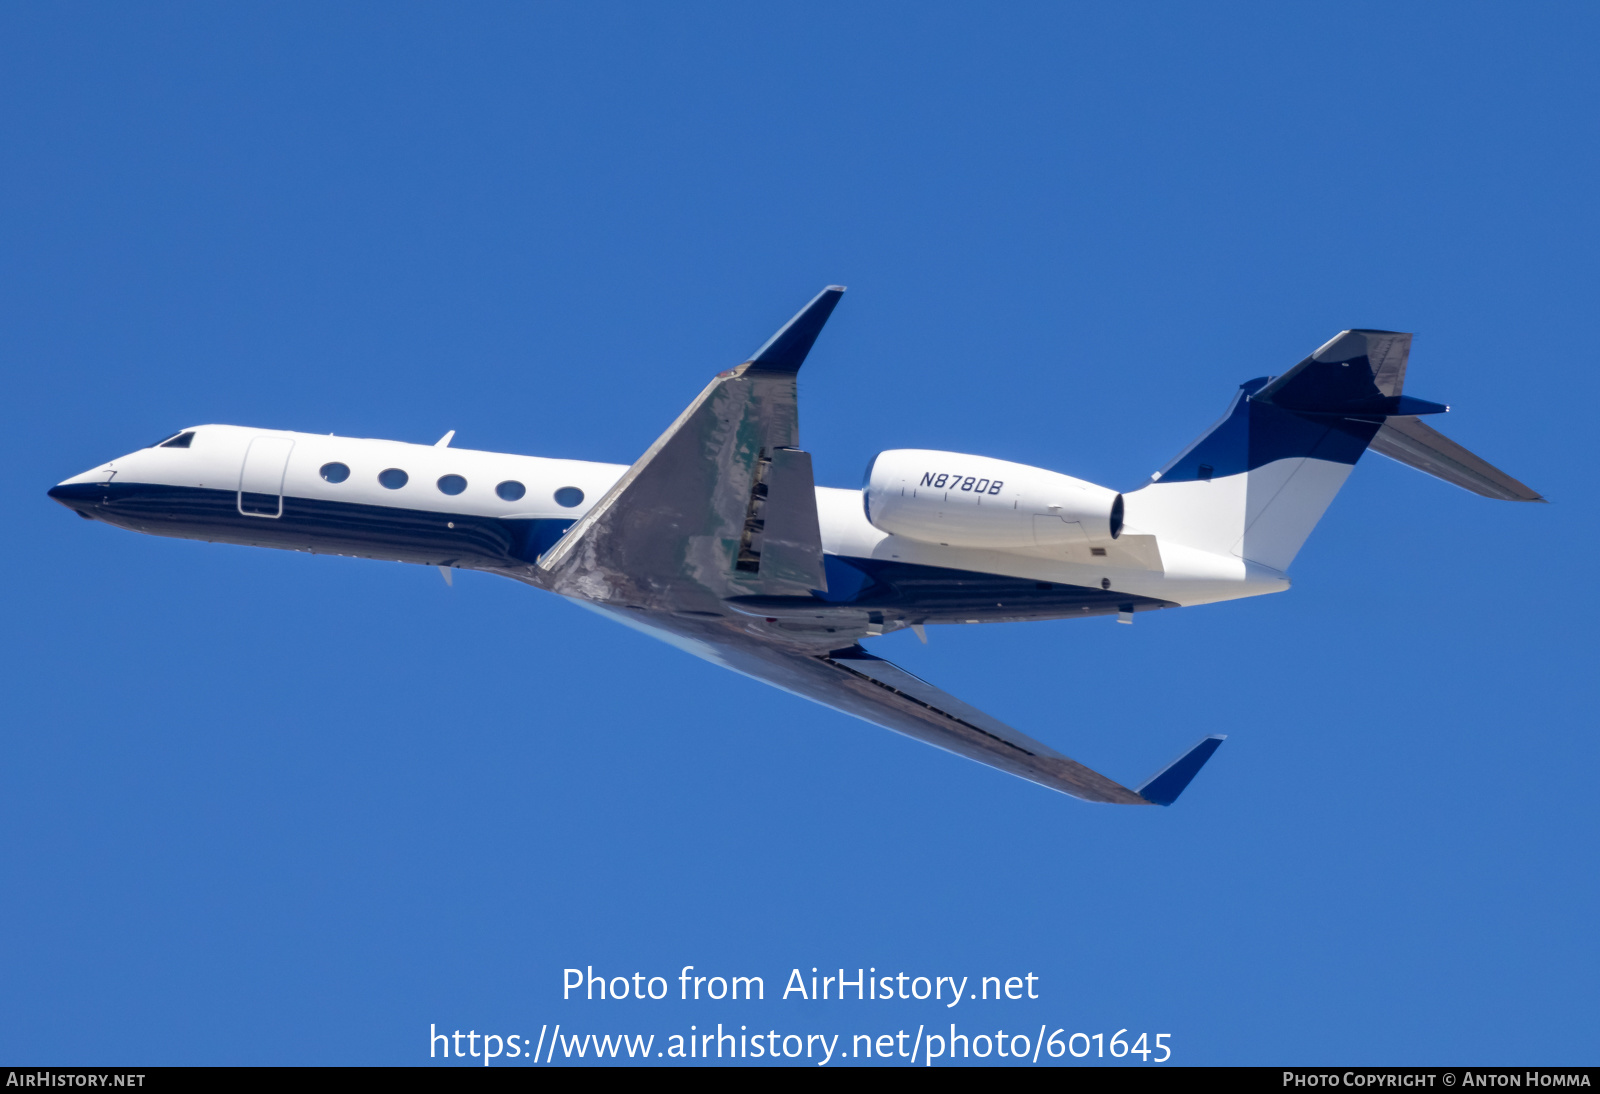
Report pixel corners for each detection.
[437,474,467,496]
[554,486,584,508]
[378,468,409,490]
[320,462,350,483]
[495,480,526,502]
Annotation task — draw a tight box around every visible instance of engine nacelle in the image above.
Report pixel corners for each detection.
[863,449,1123,550]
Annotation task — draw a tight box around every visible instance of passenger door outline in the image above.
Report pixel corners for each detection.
[238,436,295,518]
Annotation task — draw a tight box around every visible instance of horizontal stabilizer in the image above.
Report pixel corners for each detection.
[1369,416,1544,502]
[745,286,845,372]
[1136,735,1226,806]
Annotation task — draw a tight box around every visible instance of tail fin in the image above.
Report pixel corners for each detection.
[1122,330,1539,572]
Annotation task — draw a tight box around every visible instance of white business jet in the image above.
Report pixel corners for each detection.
[49,288,1541,804]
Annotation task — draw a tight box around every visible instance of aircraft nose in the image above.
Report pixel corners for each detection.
[48,479,108,517]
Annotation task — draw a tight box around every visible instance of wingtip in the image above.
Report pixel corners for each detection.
[744,285,847,373]
[1135,734,1226,806]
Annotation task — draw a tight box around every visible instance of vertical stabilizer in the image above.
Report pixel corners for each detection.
[1122,331,1413,571]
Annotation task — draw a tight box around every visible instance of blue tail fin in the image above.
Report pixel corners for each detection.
[1122,331,1423,571]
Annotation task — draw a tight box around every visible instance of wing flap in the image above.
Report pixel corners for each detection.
[757,447,827,595]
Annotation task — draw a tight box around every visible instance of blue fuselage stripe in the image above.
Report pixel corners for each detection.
[49,481,1173,621]
[49,481,573,571]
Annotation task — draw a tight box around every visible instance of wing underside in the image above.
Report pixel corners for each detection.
[537,285,1224,804]
[589,603,1223,805]
[811,645,1202,804]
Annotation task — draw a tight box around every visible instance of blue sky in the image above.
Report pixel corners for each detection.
[2,2,1596,1066]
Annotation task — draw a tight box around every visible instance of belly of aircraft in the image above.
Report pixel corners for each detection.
[51,479,1172,624]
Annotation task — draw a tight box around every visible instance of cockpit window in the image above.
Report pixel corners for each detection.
[148,431,194,449]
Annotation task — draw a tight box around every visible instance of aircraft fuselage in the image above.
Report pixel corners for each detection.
[48,423,1284,632]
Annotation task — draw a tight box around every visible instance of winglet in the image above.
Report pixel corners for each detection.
[745,285,846,373]
[1136,735,1226,806]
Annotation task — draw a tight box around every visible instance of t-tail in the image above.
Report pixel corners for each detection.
[1122,330,1543,572]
